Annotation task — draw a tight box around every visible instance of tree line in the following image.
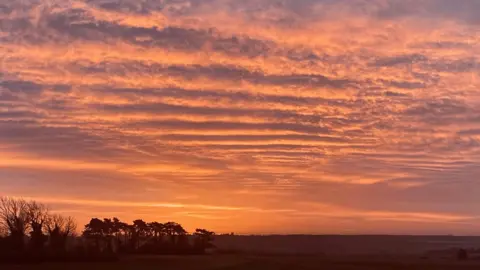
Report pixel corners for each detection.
[82,218,215,254]
[0,197,76,255]
[0,197,215,262]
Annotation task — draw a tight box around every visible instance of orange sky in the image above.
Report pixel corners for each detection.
[1,0,480,235]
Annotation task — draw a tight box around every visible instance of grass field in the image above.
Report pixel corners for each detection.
[4,255,480,270]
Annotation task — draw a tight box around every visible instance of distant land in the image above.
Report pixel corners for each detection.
[214,235,480,255]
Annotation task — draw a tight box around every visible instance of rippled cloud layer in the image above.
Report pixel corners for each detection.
[1,0,480,234]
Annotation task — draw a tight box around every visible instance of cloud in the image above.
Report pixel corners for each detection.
[0,80,43,93]
[0,122,122,160]
[372,54,428,67]
[384,91,408,97]
[72,61,353,89]
[44,9,273,57]
[2,0,480,234]
[126,120,331,134]
[427,58,480,73]
[458,129,480,136]
[388,80,426,89]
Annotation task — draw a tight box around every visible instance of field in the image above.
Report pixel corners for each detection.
[4,235,480,269]
[4,255,480,270]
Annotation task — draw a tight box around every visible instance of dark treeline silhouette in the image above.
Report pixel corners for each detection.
[0,197,215,263]
[82,217,215,255]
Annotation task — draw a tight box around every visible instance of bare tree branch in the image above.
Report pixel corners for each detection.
[46,214,77,237]
[0,197,29,236]
[26,201,49,232]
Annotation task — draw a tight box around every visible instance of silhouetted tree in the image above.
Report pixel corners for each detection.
[125,224,135,250]
[193,229,215,253]
[131,219,149,249]
[116,219,130,250]
[83,218,105,251]
[112,217,126,249]
[174,223,187,236]
[26,201,49,252]
[102,218,115,252]
[164,221,186,245]
[0,197,29,251]
[46,214,76,254]
[148,221,166,243]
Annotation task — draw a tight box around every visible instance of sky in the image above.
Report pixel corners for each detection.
[1,0,480,235]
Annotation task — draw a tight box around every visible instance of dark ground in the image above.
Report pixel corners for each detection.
[213,235,480,255]
[4,255,480,270]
